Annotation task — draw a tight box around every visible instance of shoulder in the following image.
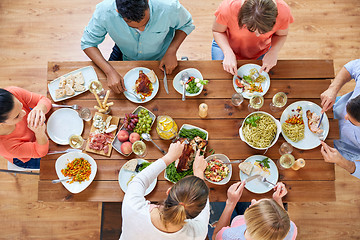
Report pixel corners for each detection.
[150,0,181,11]
[276,0,293,18]
[5,86,29,98]
[94,0,117,17]
[216,0,241,14]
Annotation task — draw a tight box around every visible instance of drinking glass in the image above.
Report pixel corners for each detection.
[78,107,92,121]
[279,142,293,155]
[89,80,106,98]
[132,141,147,158]
[278,153,295,169]
[69,134,85,149]
[248,94,264,112]
[270,92,287,112]
[231,93,244,106]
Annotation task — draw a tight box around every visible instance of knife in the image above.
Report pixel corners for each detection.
[47,149,82,155]
[163,66,169,94]
[317,112,324,128]
[245,174,261,183]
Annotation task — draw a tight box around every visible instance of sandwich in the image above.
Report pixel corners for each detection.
[55,89,66,99]
[58,77,66,89]
[239,162,253,176]
[65,75,74,87]
[74,83,86,92]
[74,72,85,85]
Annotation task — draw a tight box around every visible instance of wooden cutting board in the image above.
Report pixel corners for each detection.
[85,112,120,157]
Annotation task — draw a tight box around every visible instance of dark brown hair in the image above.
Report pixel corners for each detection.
[0,89,14,123]
[238,0,278,34]
[160,176,209,227]
[346,95,360,123]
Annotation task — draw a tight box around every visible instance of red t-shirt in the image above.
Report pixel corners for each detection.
[215,0,294,59]
[0,87,52,162]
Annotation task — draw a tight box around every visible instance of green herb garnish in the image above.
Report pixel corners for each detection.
[243,75,253,83]
[245,115,261,127]
[256,158,270,169]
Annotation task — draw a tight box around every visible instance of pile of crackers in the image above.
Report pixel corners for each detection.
[55,72,86,99]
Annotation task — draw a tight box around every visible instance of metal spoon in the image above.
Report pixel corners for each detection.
[52,104,81,110]
[52,177,71,184]
[180,72,189,101]
[141,133,167,155]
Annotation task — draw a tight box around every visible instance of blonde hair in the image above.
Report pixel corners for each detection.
[244,199,290,240]
[160,176,209,227]
[238,0,278,34]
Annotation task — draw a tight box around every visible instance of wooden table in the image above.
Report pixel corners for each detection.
[39,60,337,202]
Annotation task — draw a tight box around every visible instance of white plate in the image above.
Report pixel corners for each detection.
[48,66,97,102]
[239,111,281,150]
[123,67,159,103]
[280,101,329,150]
[118,159,157,196]
[112,106,156,156]
[164,124,209,183]
[173,68,204,97]
[239,155,278,194]
[204,154,232,185]
[233,64,270,99]
[55,152,97,194]
[47,108,84,145]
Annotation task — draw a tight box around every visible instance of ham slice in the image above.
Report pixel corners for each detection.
[306,110,324,134]
[88,132,114,152]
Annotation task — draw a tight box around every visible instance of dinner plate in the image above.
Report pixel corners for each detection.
[280,101,329,150]
[48,66,97,102]
[55,152,97,194]
[118,159,157,196]
[204,154,232,185]
[47,108,84,145]
[232,64,270,99]
[239,155,278,194]
[123,67,159,103]
[173,68,204,97]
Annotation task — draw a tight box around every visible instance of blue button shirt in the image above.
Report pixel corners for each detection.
[81,0,195,61]
[333,59,360,179]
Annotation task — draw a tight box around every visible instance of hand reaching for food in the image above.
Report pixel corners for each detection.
[222,51,237,75]
[320,87,337,113]
[159,50,178,74]
[193,150,207,179]
[162,141,185,166]
[106,69,126,94]
[226,181,246,205]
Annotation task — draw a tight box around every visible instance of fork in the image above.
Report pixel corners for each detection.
[126,91,142,101]
[52,104,81,110]
[259,176,276,187]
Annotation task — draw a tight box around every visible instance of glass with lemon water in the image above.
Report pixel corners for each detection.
[156,115,178,140]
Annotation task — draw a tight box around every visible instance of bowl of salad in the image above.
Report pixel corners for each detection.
[204,154,232,185]
[173,68,208,97]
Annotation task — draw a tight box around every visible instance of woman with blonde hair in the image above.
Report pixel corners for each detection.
[212,182,297,240]
[120,141,210,240]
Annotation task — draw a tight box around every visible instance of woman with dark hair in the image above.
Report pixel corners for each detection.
[120,142,210,240]
[212,0,293,75]
[0,87,52,169]
[320,59,360,179]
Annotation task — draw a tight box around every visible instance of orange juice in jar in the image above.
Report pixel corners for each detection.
[156,115,178,140]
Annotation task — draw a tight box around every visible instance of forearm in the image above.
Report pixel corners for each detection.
[212,201,236,240]
[268,34,287,56]
[213,31,234,57]
[84,47,116,75]
[327,67,352,93]
[35,132,48,145]
[36,103,49,113]
[337,158,356,174]
[166,30,187,54]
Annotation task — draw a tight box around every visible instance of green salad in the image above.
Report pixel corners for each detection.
[184,77,208,94]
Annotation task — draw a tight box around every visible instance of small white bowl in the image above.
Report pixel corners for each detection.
[173,68,204,97]
[204,154,232,185]
[239,111,281,150]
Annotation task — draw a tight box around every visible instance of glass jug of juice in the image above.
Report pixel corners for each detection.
[156,115,178,140]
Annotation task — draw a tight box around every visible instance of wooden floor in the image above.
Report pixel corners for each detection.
[0,0,359,239]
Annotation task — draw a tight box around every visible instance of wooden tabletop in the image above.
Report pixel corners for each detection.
[39,60,337,202]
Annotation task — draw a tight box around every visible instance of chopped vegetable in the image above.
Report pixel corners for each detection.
[61,158,91,184]
[185,77,208,94]
[204,158,229,182]
[137,162,151,172]
[285,115,304,125]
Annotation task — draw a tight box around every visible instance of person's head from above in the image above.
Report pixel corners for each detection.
[116,0,150,30]
[244,198,290,240]
[238,0,278,35]
[160,175,209,227]
[345,95,360,127]
[0,89,26,126]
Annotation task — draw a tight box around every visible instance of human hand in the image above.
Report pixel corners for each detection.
[272,182,287,202]
[28,121,46,136]
[106,69,126,94]
[193,150,207,179]
[260,50,278,73]
[27,106,45,128]
[159,49,178,74]
[320,87,337,113]
[226,181,246,205]
[222,51,237,75]
[320,141,345,164]
[162,141,185,165]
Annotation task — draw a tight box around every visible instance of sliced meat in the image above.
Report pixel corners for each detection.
[306,110,323,134]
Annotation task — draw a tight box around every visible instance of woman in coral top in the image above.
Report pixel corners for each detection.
[0,87,52,169]
[212,0,294,75]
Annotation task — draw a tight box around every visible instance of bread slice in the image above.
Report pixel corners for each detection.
[58,77,66,89]
[123,159,138,172]
[74,72,85,85]
[74,83,86,92]
[65,84,75,96]
[239,162,254,176]
[65,75,74,87]
[147,70,157,83]
[55,89,66,99]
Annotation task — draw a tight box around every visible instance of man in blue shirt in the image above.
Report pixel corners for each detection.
[81,0,194,93]
[320,59,360,179]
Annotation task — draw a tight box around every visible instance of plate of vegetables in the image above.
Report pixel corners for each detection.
[233,64,270,99]
[204,154,232,185]
[173,68,208,96]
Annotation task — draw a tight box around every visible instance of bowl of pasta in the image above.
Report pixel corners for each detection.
[239,112,281,150]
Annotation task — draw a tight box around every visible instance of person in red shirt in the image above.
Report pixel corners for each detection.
[212,0,294,74]
[0,87,52,169]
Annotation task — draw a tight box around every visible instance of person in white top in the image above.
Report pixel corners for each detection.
[120,141,210,240]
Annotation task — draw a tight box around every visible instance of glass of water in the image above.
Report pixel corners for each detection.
[279,142,293,155]
[78,107,92,121]
[270,92,287,112]
[231,93,244,106]
[248,94,264,112]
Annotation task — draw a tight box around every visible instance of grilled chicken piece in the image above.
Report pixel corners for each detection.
[176,143,195,172]
[190,136,208,150]
[306,110,324,134]
[135,70,151,94]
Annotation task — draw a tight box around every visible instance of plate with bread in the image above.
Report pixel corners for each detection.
[280,101,329,150]
[123,67,159,103]
[48,66,97,102]
[239,155,278,194]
